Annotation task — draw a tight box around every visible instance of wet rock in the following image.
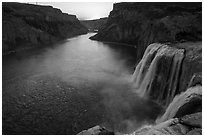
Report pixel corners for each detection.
[174,42,202,94]
[156,86,202,123]
[187,128,202,135]
[77,125,114,135]
[180,112,202,128]
[133,112,201,135]
[188,73,202,88]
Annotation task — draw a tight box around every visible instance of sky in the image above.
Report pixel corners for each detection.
[36,2,114,20]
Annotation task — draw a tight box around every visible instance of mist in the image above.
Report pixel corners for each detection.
[3,33,162,134]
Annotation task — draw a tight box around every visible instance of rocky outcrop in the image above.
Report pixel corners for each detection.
[133,85,202,135]
[80,17,108,32]
[174,42,202,94]
[2,2,88,54]
[156,86,202,123]
[77,125,114,135]
[133,112,202,135]
[90,2,201,62]
[79,86,202,135]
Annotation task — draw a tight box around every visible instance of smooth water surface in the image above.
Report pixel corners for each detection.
[3,33,162,134]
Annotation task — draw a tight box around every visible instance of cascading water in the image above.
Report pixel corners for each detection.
[156,86,202,124]
[132,43,185,106]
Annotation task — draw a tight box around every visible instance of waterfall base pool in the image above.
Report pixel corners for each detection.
[3,33,163,134]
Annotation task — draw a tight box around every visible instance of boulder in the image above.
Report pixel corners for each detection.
[180,112,202,128]
[187,128,202,135]
[77,125,114,135]
[156,86,202,123]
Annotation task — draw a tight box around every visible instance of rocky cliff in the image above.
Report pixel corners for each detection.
[133,86,202,135]
[80,17,108,32]
[78,2,202,135]
[2,2,88,54]
[90,2,201,62]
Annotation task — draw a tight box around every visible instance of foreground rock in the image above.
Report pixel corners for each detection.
[77,125,114,135]
[156,85,201,121]
[90,2,201,61]
[133,113,202,135]
[133,85,202,135]
[2,2,88,54]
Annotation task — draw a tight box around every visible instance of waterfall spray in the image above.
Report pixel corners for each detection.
[132,43,184,106]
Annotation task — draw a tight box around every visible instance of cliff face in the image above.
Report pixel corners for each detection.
[2,2,88,54]
[90,2,201,61]
[80,17,108,32]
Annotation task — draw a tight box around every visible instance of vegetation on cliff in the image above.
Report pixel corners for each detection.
[2,2,88,54]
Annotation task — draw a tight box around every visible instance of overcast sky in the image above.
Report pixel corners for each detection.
[36,2,114,20]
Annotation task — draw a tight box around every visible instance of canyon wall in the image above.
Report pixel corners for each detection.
[2,2,88,54]
[80,17,108,32]
[79,2,202,135]
[90,2,201,62]
[90,2,202,105]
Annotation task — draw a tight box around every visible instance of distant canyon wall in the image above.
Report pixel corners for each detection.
[2,2,88,54]
[90,2,201,62]
[80,17,108,32]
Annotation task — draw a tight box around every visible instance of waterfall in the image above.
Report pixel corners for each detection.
[132,43,184,106]
[156,86,202,124]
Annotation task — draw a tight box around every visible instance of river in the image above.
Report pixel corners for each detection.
[3,33,162,135]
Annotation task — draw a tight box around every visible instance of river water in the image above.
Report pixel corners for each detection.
[3,33,162,135]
